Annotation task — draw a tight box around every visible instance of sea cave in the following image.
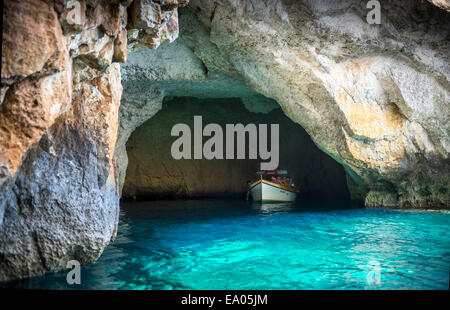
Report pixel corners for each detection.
[0,0,449,291]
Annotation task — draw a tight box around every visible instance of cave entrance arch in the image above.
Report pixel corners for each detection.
[116,32,351,201]
[120,96,350,200]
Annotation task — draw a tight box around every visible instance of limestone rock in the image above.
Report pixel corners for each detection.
[129,0,162,31]
[1,0,65,83]
[115,86,163,195]
[427,0,450,11]
[114,29,128,63]
[159,0,189,11]
[0,64,122,282]
[0,0,185,282]
[178,0,449,208]
[365,191,399,208]
[118,1,449,208]
[160,9,180,44]
[127,0,185,50]
[0,67,71,186]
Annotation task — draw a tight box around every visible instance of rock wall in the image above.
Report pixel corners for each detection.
[119,0,449,208]
[0,0,186,281]
[0,65,122,281]
[182,0,450,208]
[123,97,349,199]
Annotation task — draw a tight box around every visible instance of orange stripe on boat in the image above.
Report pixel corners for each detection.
[248,178,297,193]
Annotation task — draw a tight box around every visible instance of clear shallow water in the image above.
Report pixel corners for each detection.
[7,199,450,290]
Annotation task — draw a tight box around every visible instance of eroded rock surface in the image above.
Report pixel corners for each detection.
[0,0,185,282]
[0,64,121,281]
[118,0,449,208]
[184,0,449,208]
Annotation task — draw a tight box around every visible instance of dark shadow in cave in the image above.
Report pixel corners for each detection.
[122,97,350,201]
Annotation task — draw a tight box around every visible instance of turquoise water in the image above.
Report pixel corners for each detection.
[8,199,450,290]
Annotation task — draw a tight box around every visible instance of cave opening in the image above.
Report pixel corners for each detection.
[121,96,350,201]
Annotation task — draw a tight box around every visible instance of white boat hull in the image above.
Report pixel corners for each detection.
[249,180,296,202]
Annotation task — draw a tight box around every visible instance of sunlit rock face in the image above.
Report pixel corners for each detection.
[122,97,349,199]
[171,0,447,209]
[0,0,186,281]
[427,0,450,11]
[0,65,122,281]
[119,1,449,208]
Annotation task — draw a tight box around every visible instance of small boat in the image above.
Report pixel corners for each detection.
[247,169,298,203]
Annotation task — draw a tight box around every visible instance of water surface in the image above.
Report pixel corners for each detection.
[8,199,450,290]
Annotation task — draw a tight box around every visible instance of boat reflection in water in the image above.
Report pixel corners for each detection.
[250,201,296,214]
